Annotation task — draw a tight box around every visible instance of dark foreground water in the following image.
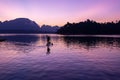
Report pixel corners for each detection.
[0,34,120,80]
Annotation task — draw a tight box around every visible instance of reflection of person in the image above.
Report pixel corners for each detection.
[46,47,50,55]
[46,35,53,55]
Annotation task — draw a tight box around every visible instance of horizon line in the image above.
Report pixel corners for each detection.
[0,17,120,27]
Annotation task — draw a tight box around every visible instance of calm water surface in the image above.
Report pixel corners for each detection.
[0,34,120,80]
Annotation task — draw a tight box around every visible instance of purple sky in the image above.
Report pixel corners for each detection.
[0,0,120,26]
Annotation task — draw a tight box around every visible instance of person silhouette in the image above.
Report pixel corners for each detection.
[46,35,50,42]
[46,35,53,55]
[46,35,53,46]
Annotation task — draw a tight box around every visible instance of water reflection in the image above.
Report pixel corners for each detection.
[0,35,39,43]
[63,36,120,49]
[46,47,50,55]
[0,34,120,80]
[0,35,40,53]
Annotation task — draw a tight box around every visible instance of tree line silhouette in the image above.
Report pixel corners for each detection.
[57,19,120,35]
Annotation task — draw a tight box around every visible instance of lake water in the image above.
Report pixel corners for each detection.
[0,34,120,80]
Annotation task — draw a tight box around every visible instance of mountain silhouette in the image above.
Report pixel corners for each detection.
[57,19,120,35]
[40,25,60,33]
[0,18,41,33]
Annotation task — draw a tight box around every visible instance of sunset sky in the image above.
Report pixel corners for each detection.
[0,0,120,26]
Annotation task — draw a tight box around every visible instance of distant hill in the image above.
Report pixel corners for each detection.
[0,18,41,33]
[40,25,60,33]
[57,19,120,35]
[0,18,60,33]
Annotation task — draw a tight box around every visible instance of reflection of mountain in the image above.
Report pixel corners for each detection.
[0,18,40,33]
[63,36,120,49]
[0,35,40,53]
[0,35,39,43]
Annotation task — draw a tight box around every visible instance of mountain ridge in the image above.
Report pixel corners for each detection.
[0,18,59,33]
